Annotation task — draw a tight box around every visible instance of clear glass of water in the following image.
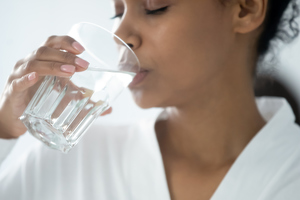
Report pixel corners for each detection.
[19,22,140,153]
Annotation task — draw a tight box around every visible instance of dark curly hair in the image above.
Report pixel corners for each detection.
[258,0,300,57]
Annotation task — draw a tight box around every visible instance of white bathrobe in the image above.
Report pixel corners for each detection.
[0,97,299,200]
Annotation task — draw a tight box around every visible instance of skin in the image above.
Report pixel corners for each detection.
[0,0,268,199]
[112,0,268,199]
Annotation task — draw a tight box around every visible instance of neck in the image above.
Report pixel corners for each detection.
[155,65,266,167]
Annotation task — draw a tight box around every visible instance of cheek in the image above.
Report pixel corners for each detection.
[149,11,229,91]
[131,1,233,107]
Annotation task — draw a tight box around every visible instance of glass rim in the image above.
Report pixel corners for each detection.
[71,22,141,69]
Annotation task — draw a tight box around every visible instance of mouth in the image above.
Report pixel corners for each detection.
[139,68,149,72]
[129,68,150,87]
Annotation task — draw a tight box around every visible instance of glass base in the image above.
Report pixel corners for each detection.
[20,114,73,153]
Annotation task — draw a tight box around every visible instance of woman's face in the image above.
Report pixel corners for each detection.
[111,0,237,109]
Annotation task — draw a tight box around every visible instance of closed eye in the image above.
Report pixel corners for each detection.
[110,6,169,20]
[145,6,169,15]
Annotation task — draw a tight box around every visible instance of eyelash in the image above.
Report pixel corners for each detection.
[146,6,169,15]
[110,6,169,20]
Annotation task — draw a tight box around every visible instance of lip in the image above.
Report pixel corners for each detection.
[139,67,148,72]
[129,70,149,87]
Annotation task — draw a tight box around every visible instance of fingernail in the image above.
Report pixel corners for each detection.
[61,65,75,73]
[75,58,89,69]
[72,42,85,53]
[28,72,36,81]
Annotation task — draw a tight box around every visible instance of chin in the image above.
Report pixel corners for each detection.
[132,95,155,109]
[130,89,163,109]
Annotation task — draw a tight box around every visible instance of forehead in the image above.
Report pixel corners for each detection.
[110,0,146,7]
[110,0,166,3]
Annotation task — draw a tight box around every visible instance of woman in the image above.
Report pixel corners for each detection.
[0,0,300,199]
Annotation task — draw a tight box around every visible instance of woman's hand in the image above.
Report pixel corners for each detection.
[0,35,112,139]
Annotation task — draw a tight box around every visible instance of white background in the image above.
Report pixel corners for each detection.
[0,0,300,155]
[0,0,162,126]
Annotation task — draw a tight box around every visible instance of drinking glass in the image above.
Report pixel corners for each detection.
[20,22,140,153]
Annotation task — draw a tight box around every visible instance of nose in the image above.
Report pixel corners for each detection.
[127,43,134,48]
[113,11,142,51]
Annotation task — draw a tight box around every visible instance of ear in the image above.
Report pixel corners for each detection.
[232,0,268,34]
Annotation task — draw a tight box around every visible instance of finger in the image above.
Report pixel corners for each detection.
[33,46,89,71]
[9,72,39,94]
[20,60,78,77]
[101,107,112,116]
[43,35,85,55]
